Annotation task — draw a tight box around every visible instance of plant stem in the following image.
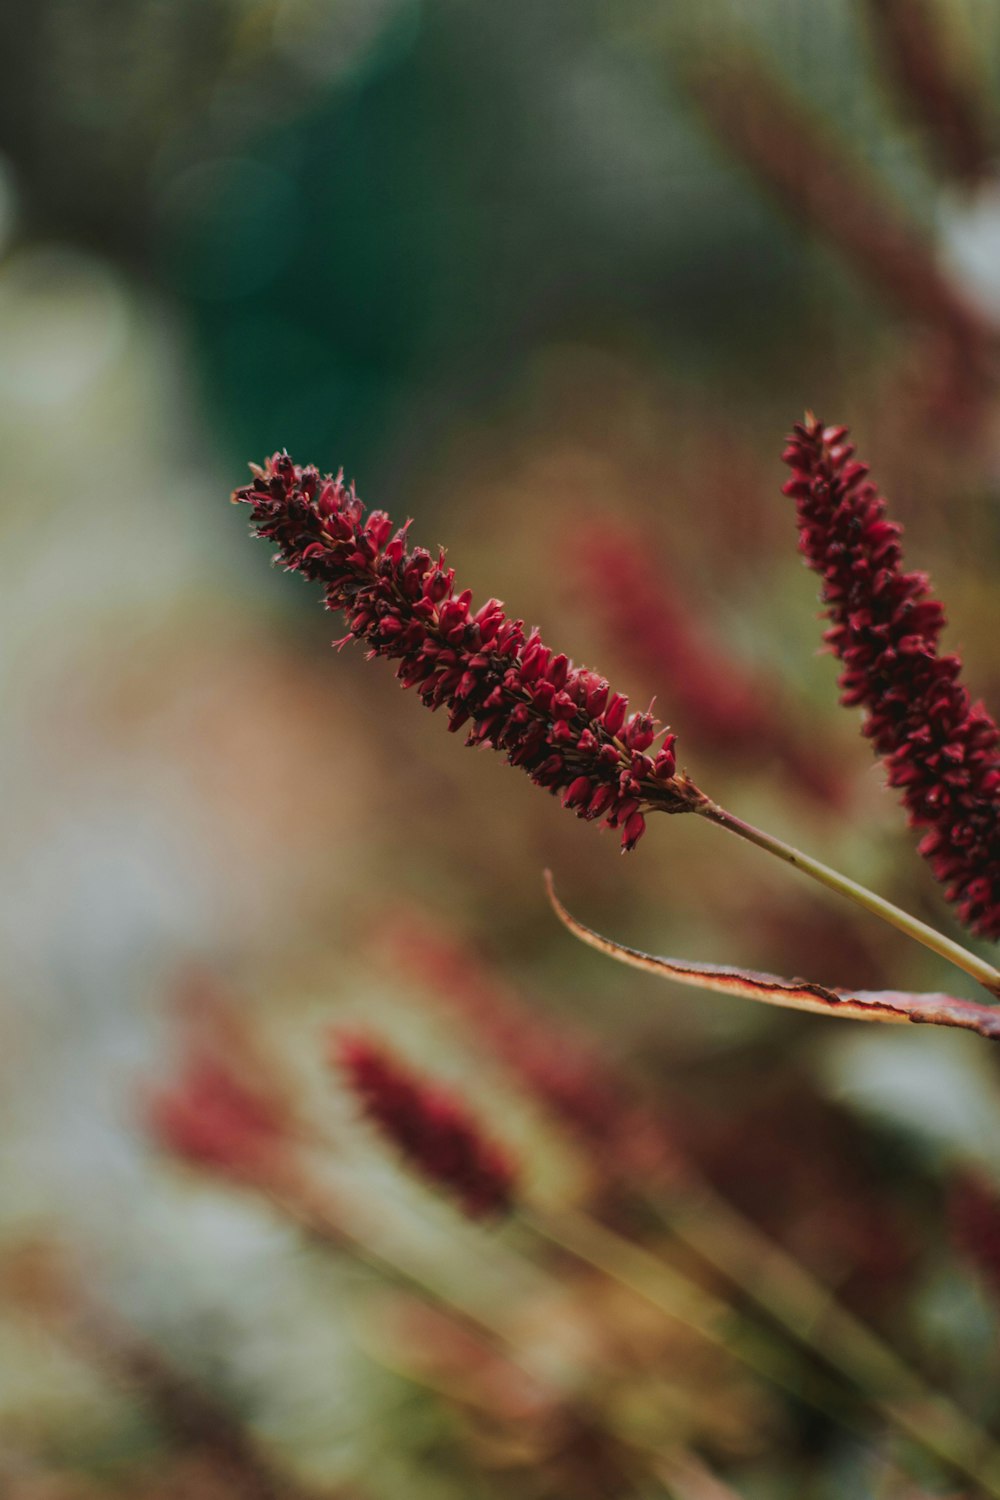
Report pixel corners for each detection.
[269,1170,818,1488]
[524,1202,1000,1499]
[694,797,1000,998]
[646,1177,993,1471]
[270,1163,993,1491]
[520,1204,821,1399]
[267,1169,547,1384]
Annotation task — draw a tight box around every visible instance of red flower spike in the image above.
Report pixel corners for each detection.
[147,1057,291,1180]
[233,455,698,849]
[783,416,1000,939]
[332,1032,516,1219]
[144,968,299,1185]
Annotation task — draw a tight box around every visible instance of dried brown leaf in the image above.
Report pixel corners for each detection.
[545,873,1000,1041]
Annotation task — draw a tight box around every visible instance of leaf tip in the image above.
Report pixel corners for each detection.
[543,868,570,930]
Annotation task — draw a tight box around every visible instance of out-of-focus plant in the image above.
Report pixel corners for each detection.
[141,968,1000,1495]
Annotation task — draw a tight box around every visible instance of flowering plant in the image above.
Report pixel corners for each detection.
[234,419,1000,1039]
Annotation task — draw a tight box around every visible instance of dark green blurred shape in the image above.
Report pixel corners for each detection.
[0,0,828,484]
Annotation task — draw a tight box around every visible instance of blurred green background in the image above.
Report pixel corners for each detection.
[3,1,1000,1496]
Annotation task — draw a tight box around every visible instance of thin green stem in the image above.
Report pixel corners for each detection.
[694,798,1000,999]
[518,1204,843,1414]
[270,1173,798,1491]
[523,1202,1000,1499]
[275,1163,995,1490]
[289,1138,888,1452]
[647,1178,995,1472]
[268,1172,548,1384]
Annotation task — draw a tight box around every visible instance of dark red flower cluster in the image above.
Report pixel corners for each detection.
[332,1032,516,1218]
[783,416,1000,939]
[233,454,698,850]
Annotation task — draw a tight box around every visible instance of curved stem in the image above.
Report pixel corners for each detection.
[524,1203,1000,1499]
[694,798,1000,999]
[276,1172,846,1477]
[518,1204,838,1414]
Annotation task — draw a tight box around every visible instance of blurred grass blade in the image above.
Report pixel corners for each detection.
[545,873,1000,1040]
